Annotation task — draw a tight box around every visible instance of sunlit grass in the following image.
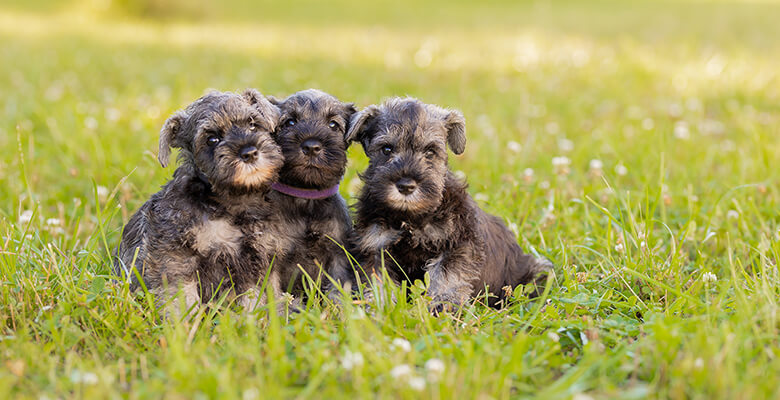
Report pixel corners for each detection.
[1,0,779,398]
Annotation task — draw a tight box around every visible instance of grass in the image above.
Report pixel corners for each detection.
[1,0,779,398]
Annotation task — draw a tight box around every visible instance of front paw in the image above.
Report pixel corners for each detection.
[429,301,456,316]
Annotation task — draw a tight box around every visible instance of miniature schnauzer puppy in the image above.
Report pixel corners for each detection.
[115,89,291,315]
[346,97,553,311]
[266,89,357,299]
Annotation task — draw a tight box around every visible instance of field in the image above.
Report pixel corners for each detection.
[1,0,779,398]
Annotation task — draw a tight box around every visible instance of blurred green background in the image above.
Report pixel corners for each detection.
[1,0,779,398]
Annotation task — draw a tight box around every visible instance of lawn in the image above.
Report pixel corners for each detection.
[1,0,779,398]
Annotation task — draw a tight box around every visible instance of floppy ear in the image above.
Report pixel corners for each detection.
[243,89,281,131]
[158,111,186,168]
[443,109,466,155]
[346,105,379,149]
[265,94,284,106]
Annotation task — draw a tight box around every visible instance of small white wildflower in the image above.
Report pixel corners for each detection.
[523,168,534,178]
[674,121,690,140]
[425,359,445,381]
[547,332,560,342]
[340,350,364,370]
[615,164,628,176]
[545,121,560,135]
[552,156,571,167]
[573,394,595,400]
[97,185,109,200]
[390,364,413,379]
[589,159,603,171]
[474,193,489,202]
[557,138,574,152]
[539,180,550,190]
[702,272,717,284]
[19,210,33,224]
[69,370,98,385]
[391,338,411,353]
[641,118,654,130]
[84,116,98,130]
[45,218,61,227]
[614,243,625,252]
[694,358,704,369]
[726,210,739,219]
[408,376,426,391]
[507,140,522,153]
[105,108,121,122]
[242,388,260,400]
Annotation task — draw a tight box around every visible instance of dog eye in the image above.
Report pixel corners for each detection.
[249,121,259,131]
[328,120,340,131]
[425,148,437,159]
[285,119,296,127]
[381,145,393,156]
[207,136,220,146]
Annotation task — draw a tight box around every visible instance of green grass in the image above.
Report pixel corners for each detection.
[1,0,779,398]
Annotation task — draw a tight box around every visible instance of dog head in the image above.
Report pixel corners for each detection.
[158,89,284,193]
[268,89,357,189]
[346,97,466,214]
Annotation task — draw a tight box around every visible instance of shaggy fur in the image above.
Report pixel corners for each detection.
[347,97,552,311]
[266,89,356,298]
[115,89,292,315]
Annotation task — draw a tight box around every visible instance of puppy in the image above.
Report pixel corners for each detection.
[266,89,356,299]
[115,89,292,315]
[346,97,552,311]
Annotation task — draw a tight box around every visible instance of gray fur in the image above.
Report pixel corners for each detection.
[115,89,291,315]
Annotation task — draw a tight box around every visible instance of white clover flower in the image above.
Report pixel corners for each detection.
[552,156,571,167]
[694,358,704,369]
[674,121,690,140]
[702,272,717,284]
[84,117,98,130]
[390,364,413,379]
[19,210,33,225]
[539,180,551,190]
[589,159,603,171]
[523,168,534,178]
[474,193,489,202]
[615,164,628,176]
[45,218,61,227]
[545,121,560,135]
[408,376,426,391]
[726,210,739,219]
[557,138,574,152]
[340,350,364,370]
[614,243,625,253]
[641,118,654,130]
[70,370,98,385]
[507,141,522,153]
[391,338,411,353]
[97,185,109,200]
[425,359,445,381]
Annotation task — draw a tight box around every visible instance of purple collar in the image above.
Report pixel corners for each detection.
[271,182,339,200]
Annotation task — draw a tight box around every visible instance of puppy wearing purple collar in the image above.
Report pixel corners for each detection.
[266,89,357,300]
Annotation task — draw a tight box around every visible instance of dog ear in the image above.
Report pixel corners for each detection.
[346,105,379,149]
[443,109,466,155]
[243,89,281,131]
[158,111,186,168]
[265,94,284,106]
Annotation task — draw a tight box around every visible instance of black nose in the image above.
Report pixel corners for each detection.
[395,178,417,195]
[301,139,323,156]
[239,146,259,163]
